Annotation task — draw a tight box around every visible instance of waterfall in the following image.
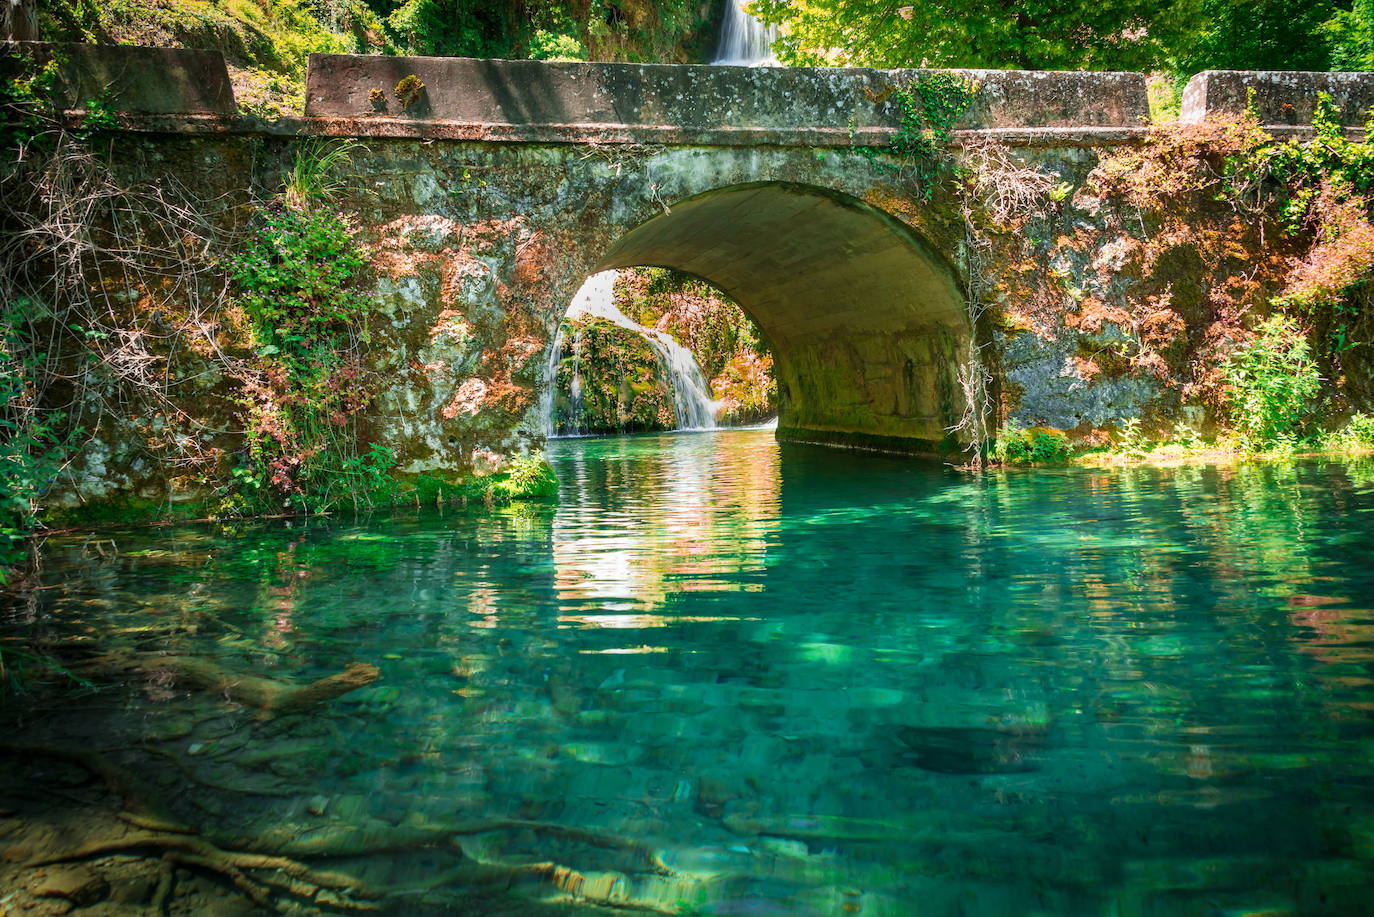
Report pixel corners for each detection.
[712,0,778,66]
[567,326,585,435]
[551,270,719,434]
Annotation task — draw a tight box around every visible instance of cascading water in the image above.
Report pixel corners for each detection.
[711,0,778,66]
[550,270,719,435]
[567,327,585,434]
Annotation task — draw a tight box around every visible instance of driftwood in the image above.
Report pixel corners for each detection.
[92,653,380,717]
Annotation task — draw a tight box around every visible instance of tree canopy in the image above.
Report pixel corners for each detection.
[750,0,1365,74]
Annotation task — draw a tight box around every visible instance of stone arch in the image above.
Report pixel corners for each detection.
[574,181,979,455]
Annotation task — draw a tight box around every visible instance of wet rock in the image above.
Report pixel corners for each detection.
[306,794,330,816]
[33,865,110,907]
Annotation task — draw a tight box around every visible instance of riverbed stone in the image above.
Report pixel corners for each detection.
[32,866,109,907]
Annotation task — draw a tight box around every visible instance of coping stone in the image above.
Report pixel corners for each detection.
[305,54,1149,133]
[1181,70,1374,127]
[0,41,236,114]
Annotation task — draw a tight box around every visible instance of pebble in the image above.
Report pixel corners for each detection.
[306,794,330,816]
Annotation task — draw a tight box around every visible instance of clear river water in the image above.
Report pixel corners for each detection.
[6,430,1374,915]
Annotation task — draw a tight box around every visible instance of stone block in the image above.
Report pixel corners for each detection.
[0,41,236,114]
[1181,70,1374,128]
[305,54,1148,135]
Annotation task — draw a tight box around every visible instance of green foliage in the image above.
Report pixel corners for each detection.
[39,0,392,115]
[0,302,73,580]
[750,0,1365,75]
[282,139,364,210]
[379,0,711,63]
[1321,411,1374,451]
[1223,98,1374,367]
[992,424,1072,465]
[1325,0,1374,70]
[1170,0,1339,74]
[752,0,1191,70]
[889,73,978,161]
[614,268,776,425]
[0,49,59,152]
[1221,315,1323,449]
[224,142,386,512]
[228,205,369,364]
[527,29,587,61]
[1228,95,1374,230]
[494,454,560,499]
[553,316,676,435]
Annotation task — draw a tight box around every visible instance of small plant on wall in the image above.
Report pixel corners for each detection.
[224,140,390,514]
[394,74,426,111]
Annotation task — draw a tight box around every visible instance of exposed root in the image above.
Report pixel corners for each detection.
[88,654,380,717]
[4,741,676,913]
[150,854,176,915]
[247,818,671,873]
[29,832,382,912]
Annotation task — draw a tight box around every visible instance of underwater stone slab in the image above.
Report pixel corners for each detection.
[305,54,1148,136]
[1,41,236,114]
[1181,70,1374,128]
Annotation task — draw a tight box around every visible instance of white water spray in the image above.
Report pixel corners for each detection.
[551,271,719,435]
[711,0,778,66]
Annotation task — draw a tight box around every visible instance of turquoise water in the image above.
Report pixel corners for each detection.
[6,430,1374,915]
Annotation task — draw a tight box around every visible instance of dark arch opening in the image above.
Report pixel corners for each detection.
[589,182,978,455]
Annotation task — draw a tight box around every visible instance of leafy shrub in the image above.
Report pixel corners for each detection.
[1220,314,1323,449]
[1322,412,1374,451]
[495,454,559,499]
[992,424,1072,465]
[228,205,370,363]
[0,303,71,582]
[224,143,381,510]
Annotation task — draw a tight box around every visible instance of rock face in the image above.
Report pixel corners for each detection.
[15,46,1352,504]
[551,316,677,435]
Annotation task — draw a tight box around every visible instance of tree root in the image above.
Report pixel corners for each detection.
[28,832,383,912]
[3,741,677,914]
[90,654,380,718]
[150,854,175,915]
[245,818,672,873]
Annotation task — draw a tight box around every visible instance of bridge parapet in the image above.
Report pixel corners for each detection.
[8,42,1371,145]
[0,41,235,115]
[303,53,1148,146]
[1183,70,1374,132]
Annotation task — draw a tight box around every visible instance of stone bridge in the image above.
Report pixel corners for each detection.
[17,43,1374,483]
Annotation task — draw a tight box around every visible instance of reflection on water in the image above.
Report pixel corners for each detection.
[4,432,1374,915]
[553,432,779,615]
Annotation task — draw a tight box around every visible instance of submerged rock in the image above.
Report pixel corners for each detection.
[894,725,1045,775]
[32,865,109,907]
